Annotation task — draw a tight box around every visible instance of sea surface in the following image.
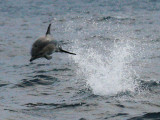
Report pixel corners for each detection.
[0,0,160,120]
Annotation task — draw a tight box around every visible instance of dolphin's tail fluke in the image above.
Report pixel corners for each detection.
[46,23,51,35]
[60,49,76,55]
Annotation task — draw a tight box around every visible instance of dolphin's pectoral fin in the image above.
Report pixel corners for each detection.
[60,49,76,55]
[44,55,52,60]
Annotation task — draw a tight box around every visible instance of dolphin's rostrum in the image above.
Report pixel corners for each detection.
[30,23,76,62]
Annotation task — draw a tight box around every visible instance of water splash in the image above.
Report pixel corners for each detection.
[71,38,138,96]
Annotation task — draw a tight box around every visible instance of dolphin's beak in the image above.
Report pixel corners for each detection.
[30,57,36,62]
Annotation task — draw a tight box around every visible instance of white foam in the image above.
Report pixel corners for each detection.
[71,38,138,96]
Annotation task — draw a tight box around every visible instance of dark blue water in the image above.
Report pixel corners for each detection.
[0,0,160,120]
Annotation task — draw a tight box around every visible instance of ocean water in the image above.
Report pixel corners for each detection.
[0,0,160,120]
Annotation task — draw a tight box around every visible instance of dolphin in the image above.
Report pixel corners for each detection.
[30,23,76,62]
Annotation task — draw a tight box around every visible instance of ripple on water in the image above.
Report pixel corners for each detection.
[139,80,160,91]
[105,113,129,119]
[15,75,58,87]
[128,112,160,120]
[0,83,8,87]
[96,16,136,24]
[25,102,86,109]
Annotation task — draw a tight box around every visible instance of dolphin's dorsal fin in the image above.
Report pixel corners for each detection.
[46,23,51,36]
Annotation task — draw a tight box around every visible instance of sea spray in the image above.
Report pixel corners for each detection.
[71,39,138,96]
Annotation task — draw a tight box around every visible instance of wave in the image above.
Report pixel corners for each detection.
[128,112,160,120]
[96,16,136,24]
[25,102,85,109]
[15,75,58,87]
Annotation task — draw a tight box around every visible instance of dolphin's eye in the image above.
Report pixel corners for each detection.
[34,44,38,48]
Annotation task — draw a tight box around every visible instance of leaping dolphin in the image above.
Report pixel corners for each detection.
[30,23,76,62]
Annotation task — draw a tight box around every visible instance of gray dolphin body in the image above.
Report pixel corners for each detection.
[30,24,76,62]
